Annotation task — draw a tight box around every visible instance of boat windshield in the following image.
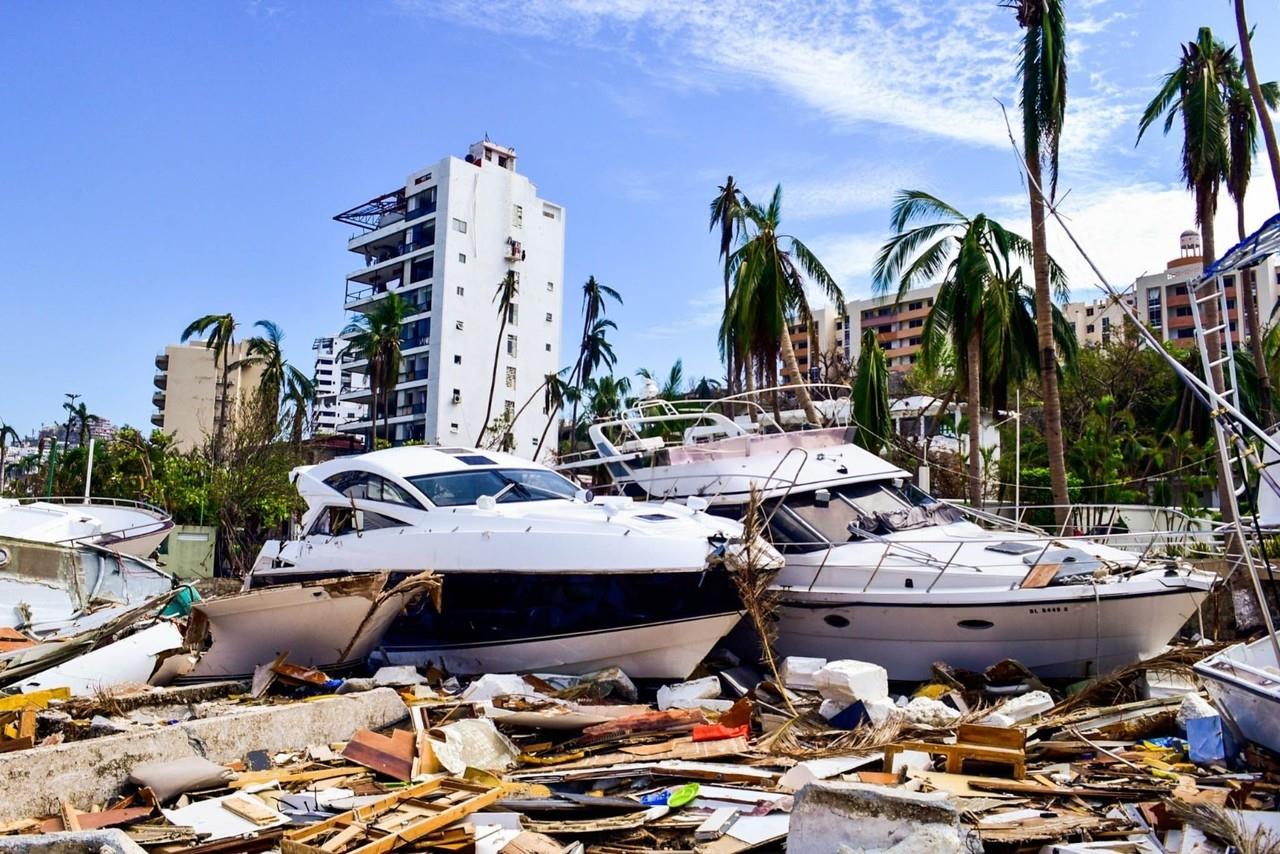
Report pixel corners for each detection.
[783,481,953,543]
[407,468,578,507]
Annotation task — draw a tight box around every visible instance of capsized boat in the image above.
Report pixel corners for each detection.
[561,398,1216,680]
[0,497,173,558]
[248,446,774,680]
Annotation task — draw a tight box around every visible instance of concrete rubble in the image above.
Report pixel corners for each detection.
[1,590,1278,852]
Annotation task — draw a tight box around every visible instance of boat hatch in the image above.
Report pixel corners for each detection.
[636,513,678,522]
[985,542,1042,555]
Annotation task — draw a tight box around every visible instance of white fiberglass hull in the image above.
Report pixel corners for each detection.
[1194,634,1280,754]
[772,579,1211,680]
[374,612,743,681]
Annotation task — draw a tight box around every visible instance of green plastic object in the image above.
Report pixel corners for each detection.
[667,783,700,808]
[159,585,201,618]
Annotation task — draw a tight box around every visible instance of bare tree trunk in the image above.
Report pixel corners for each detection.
[1237,202,1275,427]
[477,315,510,445]
[780,329,821,425]
[966,329,984,508]
[1027,154,1070,528]
[1235,0,1280,206]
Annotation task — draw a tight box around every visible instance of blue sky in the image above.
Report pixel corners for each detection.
[3,0,1279,435]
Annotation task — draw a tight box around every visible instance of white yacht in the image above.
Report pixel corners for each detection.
[248,446,771,680]
[561,400,1216,681]
[0,497,173,559]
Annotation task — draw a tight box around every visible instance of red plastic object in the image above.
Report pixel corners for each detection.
[691,723,749,742]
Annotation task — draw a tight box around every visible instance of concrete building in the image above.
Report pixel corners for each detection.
[1136,229,1280,347]
[1062,293,1135,347]
[151,341,265,451]
[842,285,941,372]
[311,336,366,436]
[335,140,565,456]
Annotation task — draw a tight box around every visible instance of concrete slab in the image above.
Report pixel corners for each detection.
[788,781,976,853]
[0,688,407,822]
[0,828,147,853]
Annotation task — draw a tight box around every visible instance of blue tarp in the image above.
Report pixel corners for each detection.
[1203,211,1280,277]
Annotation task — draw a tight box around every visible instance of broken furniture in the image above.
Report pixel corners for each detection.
[882,723,1027,779]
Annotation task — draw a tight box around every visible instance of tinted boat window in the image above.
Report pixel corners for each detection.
[407,468,577,507]
[323,471,425,510]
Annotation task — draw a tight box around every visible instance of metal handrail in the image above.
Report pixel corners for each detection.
[16,495,170,519]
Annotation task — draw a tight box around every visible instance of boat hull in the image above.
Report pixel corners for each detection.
[250,567,745,681]
[1194,635,1280,754]
[770,583,1210,680]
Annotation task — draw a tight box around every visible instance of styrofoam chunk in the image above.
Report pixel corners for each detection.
[991,689,1053,723]
[779,656,827,691]
[813,660,889,704]
[864,697,903,726]
[904,696,961,727]
[656,676,721,711]
[1177,692,1219,730]
[462,674,539,702]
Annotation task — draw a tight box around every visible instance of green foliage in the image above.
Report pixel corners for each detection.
[851,330,890,454]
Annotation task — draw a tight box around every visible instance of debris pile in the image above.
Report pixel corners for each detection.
[1,646,1277,852]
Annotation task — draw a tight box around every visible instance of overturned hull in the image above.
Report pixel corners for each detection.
[159,572,440,683]
[0,536,173,637]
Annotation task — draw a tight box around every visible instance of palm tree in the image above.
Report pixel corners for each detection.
[710,177,747,394]
[722,185,843,425]
[873,191,1067,507]
[245,320,289,419]
[71,403,99,449]
[851,330,890,454]
[477,271,520,445]
[341,293,409,447]
[1225,68,1280,426]
[1232,0,1280,205]
[569,316,619,439]
[585,374,632,421]
[181,313,239,454]
[0,422,18,493]
[534,370,573,457]
[637,359,685,399]
[1139,27,1257,627]
[689,376,723,399]
[569,277,622,436]
[282,367,316,445]
[1010,0,1072,528]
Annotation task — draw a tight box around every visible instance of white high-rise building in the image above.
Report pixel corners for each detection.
[335,140,565,457]
[312,336,366,436]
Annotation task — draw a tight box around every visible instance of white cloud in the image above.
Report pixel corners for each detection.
[780,163,922,221]
[805,231,888,298]
[643,285,725,338]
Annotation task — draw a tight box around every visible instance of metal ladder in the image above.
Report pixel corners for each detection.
[1187,271,1279,643]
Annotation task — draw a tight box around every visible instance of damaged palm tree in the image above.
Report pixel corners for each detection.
[723,488,790,712]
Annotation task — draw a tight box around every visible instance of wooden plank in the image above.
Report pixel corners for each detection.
[0,687,70,712]
[231,766,360,789]
[222,795,280,826]
[957,724,1025,751]
[1019,563,1060,589]
[341,729,415,782]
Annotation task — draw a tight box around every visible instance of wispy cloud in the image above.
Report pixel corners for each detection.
[403,0,1027,148]
[644,285,725,338]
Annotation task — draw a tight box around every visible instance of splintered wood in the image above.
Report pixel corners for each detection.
[883,723,1027,780]
[281,777,500,854]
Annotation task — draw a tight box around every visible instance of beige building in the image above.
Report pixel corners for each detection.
[151,341,265,450]
[1062,293,1135,347]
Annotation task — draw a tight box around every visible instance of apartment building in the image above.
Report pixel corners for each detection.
[311,336,367,436]
[151,341,265,451]
[843,285,940,372]
[1062,293,1135,347]
[335,140,565,457]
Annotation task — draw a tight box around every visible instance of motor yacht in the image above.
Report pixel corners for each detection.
[0,497,173,558]
[561,398,1216,680]
[248,446,771,679]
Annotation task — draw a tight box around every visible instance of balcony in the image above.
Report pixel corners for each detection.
[152,390,165,408]
[400,334,429,351]
[153,372,167,390]
[150,410,164,428]
[154,353,168,371]
[505,238,525,262]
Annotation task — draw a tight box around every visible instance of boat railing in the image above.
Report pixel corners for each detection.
[10,496,174,544]
[15,495,171,519]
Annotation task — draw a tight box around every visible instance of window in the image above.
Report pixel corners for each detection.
[452,389,461,403]
[1086,307,1094,317]
[506,334,517,357]
[545,343,551,352]
[543,203,560,220]
[1086,324,1095,334]
[456,286,464,296]
[322,471,424,510]
[507,304,519,325]
[505,366,517,389]
[545,312,553,323]
[512,204,523,227]
[410,257,434,283]
[450,422,459,433]
[455,320,464,331]
[908,301,922,311]
[458,253,466,264]
[453,354,462,365]
[546,281,554,292]
[908,318,923,328]
[452,218,467,233]
[307,507,411,537]
[407,468,577,507]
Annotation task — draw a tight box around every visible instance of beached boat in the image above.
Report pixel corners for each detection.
[0,497,173,559]
[560,399,1215,680]
[247,446,773,679]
